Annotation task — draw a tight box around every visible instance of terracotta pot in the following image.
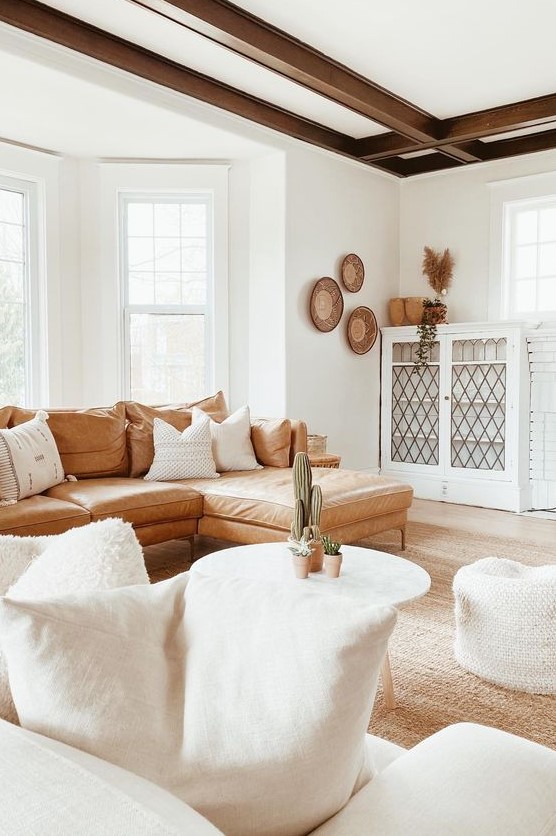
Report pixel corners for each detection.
[292,553,310,579]
[309,540,324,573]
[423,304,448,325]
[324,553,343,579]
[404,297,425,325]
[388,297,406,326]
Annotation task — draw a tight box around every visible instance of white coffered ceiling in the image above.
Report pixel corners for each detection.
[1,0,556,173]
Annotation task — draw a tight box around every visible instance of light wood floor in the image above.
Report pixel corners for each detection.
[409,498,556,546]
[143,498,555,579]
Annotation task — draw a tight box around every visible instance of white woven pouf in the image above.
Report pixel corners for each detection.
[453,557,556,694]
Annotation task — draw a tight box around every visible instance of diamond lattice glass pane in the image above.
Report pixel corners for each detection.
[129,313,205,403]
[451,362,506,470]
[391,365,439,465]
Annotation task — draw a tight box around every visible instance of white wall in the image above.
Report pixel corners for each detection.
[399,149,556,324]
[284,149,399,469]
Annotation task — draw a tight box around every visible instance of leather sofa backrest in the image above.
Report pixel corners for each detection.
[0,404,128,479]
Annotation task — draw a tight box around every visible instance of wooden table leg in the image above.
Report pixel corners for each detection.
[380,652,396,710]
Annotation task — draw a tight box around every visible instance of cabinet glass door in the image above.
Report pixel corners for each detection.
[391,341,440,466]
[450,338,507,471]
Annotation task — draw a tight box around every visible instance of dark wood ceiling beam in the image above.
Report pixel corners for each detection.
[398,154,464,176]
[131,0,439,143]
[480,127,556,162]
[441,94,556,143]
[356,134,486,162]
[0,0,358,157]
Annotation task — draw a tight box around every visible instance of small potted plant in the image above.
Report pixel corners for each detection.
[415,246,454,368]
[289,452,324,572]
[287,537,312,579]
[322,535,343,579]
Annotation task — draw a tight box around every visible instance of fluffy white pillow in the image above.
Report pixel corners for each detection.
[144,414,219,481]
[0,571,396,836]
[0,410,64,505]
[192,404,261,472]
[0,519,149,725]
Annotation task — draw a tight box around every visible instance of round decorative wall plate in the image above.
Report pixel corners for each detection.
[347,306,378,354]
[341,253,365,292]
[310,277,344,332]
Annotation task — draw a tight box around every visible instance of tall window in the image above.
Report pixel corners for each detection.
[121,195,212,403]
[502,197,556,319]
[0,178,38,406]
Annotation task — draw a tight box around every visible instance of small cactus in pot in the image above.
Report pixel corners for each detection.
[290,452,323,572]
[322,534,343,579]
[322,535,342,555]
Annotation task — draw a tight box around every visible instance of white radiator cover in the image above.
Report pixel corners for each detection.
[528,332,556,510]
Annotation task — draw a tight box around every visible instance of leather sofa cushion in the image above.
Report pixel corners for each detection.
[0,404,128,479]
[125,392,229,478]
[251,419,291,467]
[0,495,90,536]
[46,478,204,527]
[186,468,413,533]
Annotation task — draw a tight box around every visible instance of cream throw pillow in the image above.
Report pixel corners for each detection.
[0,410,64,505]
[0,519,149,725]
[0,572,397,836]
[192,404,261,472]
[144,414,219,481]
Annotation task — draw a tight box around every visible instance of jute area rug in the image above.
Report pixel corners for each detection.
[360,522,556,751]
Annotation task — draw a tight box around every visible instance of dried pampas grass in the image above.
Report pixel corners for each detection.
[422,246,454,295]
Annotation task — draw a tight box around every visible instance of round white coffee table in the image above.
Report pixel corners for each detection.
[191,542,431,709]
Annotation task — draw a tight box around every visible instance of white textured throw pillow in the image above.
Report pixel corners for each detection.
[0,519,149,725]
[0,410,64,505]
[192,404,261,472]
[144,415,219,481]
[0,572,396,836]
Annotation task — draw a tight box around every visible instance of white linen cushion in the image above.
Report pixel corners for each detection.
[0,518,149,725]
[0,571,396,836]
[0,410,64,504]
[311,723,556,836]
[192,404,262,472]
[0,718,222,836]
[144,414,219,480]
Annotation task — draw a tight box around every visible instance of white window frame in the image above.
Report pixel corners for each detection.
[0,174,42,405]
[120,191,214,402]
[489,172,556,322]
[501,195,556,320]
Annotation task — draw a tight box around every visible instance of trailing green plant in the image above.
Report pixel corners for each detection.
[414,297,447,368]
[290,452,322,542]
[322,534,342,555]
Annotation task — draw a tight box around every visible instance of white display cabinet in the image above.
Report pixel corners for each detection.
[380,323,531,512]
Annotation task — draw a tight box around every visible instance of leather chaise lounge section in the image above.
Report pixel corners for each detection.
[0,400,413,548]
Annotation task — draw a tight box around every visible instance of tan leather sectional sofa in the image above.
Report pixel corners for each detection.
[0,395,413,550]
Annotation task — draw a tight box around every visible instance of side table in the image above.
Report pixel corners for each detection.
[308,453,341,468]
